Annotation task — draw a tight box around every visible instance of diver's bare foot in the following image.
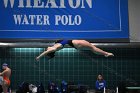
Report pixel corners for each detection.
[105,53,114,57]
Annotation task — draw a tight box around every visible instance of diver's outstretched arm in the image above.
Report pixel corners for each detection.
[36,43,63,61]
[36,47,57,61]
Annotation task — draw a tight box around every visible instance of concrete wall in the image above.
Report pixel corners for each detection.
[129,0,140,42]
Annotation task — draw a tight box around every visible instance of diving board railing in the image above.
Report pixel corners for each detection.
[0,42,140,48]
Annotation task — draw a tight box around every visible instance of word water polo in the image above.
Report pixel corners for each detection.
[2,0,92,26]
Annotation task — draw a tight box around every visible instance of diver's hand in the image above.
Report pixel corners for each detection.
[36,57,40,61]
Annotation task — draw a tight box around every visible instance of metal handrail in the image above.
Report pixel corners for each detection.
[0,42,140,48]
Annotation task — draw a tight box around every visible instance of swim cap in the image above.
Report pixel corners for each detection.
[2,63,8,66]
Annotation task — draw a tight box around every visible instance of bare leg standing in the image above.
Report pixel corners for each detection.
[2,82,8,93]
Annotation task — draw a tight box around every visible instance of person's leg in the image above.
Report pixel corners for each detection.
[90,44,114,57]
[36,43,63,61]
[72,40,114,57]
[2,81,8,93]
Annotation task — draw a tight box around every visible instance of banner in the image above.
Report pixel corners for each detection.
[0,0,129,39]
